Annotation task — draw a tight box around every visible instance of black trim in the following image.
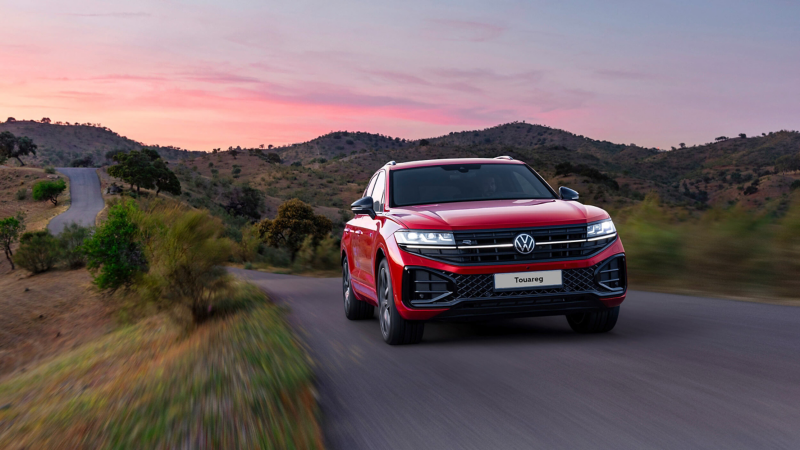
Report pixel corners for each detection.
[431,293,612,322]
[401,253,627,312]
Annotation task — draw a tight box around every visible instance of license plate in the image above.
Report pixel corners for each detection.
[494,270,563,290]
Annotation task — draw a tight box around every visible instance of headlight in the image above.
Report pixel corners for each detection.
[395,230,455,247]
[587,219,616,238]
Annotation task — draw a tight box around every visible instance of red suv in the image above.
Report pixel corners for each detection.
[341,157,626,345]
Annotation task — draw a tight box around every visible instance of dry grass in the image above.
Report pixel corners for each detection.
[0,283,322,449]
[0,269,113,379]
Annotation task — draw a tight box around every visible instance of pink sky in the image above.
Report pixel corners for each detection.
[1,0,798,150]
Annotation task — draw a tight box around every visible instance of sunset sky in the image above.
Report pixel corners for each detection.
[1,0,798,150]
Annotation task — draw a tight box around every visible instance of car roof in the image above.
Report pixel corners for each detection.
[386,158,525,170]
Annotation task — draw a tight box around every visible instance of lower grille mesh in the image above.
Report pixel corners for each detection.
[450,267,595,300]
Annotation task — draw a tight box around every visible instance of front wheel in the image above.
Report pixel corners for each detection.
[566,307,620,333]
[343,256,374,320]
[377,260,424,345]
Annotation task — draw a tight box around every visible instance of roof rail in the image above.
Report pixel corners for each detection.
[385,160,396,166]
[494,155,513,160]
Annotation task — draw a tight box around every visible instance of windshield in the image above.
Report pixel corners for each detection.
[390,163,556,207]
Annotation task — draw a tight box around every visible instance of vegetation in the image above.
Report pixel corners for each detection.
[258,199,333,261]
[59,222,93,268]
[135,204,234,323]
[618,193,800,298]
[0,286,321,449]
[0,212,25,270]
[84,200,148,290]
[32,178,67,206]
[0,131,37,166]
[13,230,62,273]
[15,187,27,200]
[108,148,181,196]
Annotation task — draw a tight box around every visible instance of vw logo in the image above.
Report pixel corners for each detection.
[514,234,536,254]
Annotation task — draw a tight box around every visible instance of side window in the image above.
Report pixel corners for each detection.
[363,175,377,198]
[371,171,386,212]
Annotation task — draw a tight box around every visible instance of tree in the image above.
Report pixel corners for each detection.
[257,198,333,260]
[41,117,51,124]
[0,132,16,165]
[420,139,430,146]
[5,117,15,123]
[739,133,747,139]
[152,159,181,196]
[32,179,67,206]
[0,212,25,270]
[84,200,147,290]
[225,185,264,221]
[715,136,729,142]
[679,143,686,149]
[266,152,281,164]
[108,150,156,194]
[0,132,37,166]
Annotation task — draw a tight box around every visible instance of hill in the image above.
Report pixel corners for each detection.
[0,119,203,167]
[3,117,798,219]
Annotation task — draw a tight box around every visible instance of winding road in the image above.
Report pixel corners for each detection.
[232,269,800,450]
[47,168,104,234]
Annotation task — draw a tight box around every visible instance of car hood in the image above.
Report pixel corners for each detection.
[387,199,608,230]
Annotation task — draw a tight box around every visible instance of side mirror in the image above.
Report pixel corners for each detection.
[559,186,579,201]
[351,196,376,219]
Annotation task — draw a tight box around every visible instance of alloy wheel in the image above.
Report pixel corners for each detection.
[379,268,391,338]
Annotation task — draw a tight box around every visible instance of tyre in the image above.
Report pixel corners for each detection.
[377,259,424,345]
[343,256,374,320]
[566,306,620,333]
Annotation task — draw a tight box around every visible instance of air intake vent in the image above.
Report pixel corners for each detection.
[595,255,626,291]
[406,269,454,306]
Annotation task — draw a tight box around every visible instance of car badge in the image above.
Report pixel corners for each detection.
[514,234,536,254]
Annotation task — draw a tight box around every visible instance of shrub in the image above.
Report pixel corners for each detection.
[32,179,67,206]
[59,223,93,269]
[15,188,27,201]
[233,225,261,263]
[14,230,62,273]
[1,213,25,270]
[84,200,147,290]
[293,235,340,272]
[44,166,56,174]
[257,199,333,261]
[137,207,233,323]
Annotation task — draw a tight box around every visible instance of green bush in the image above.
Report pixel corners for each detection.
[59,223,93,269]
[84,200,147,290]
[136,206,234,323]
[15,188,27,201]
[43,166,56,174]
[292,235,340,272]
[14,230,62,273]
[32,179,67,206]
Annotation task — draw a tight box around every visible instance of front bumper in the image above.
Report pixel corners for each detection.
[386,237,627,321]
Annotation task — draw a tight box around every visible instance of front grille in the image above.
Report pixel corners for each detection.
[450,267,595,301]
[404,254,626,308]
[400,225,616,265]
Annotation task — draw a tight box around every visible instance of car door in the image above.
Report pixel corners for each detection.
[359,170,386,289]
[349,173,378,283]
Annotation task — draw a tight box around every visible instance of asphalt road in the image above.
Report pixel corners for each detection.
[232,269,800,450]
[47,168,104,234]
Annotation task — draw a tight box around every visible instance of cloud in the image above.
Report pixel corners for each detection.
[594,69,659,81]
[66,12,152,18]
[425,19,508,42]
